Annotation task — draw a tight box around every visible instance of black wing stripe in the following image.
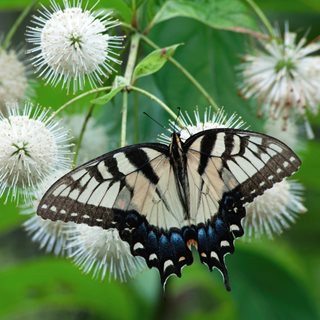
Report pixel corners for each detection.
[222,132,236,158]
[88,163,106,183]
[198,131,216,175]
[121,154,182,229]
[103,156,125,180]
[124,148,160,185]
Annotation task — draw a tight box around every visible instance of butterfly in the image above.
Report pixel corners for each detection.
[37,128,301,290]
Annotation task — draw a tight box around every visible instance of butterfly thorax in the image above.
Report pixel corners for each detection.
[169,132,190,220]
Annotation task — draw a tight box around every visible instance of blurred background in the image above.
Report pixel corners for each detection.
[0,0,319,319]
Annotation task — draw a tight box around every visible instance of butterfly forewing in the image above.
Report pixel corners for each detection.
[37,128,301,289]
[184,129,301,206]
[38,144,169,225]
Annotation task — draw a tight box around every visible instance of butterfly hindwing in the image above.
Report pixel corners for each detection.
[37,128,301,289]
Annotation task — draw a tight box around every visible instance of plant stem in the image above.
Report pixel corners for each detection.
[72,103,96,168]
[143,3,166,35]
[120,33,140,147]
[244,0,276,38]
[121,91,128,147]
[131,0,136,11]
[130,86,184,127]
[167,52,220,112]
[133,92,140,143]
[134,32,219,112]
[121,23,220,111]
[3,0,38,50]
[124,33,140,83]
[49,86,112,121]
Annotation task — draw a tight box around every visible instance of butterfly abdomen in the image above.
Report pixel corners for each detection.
[169,133,191,220]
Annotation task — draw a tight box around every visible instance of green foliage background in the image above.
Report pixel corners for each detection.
[0,1,319,319]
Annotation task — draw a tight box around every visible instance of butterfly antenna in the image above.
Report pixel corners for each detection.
[173,107,181,130]
[143,112,169,131]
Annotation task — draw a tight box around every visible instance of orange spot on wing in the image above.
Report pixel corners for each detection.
[187,239,198,250]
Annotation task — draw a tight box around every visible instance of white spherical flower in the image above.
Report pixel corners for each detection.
[69,225,147,282]
[243,179,306,239]
[26,1,124,93]
[239,26,320,122]
[159,107,246,144]
[264,118,304,152]
[0,102,72,202]
[0,49,28,110]
[22,169,75,256]
[24,215,74,256]
[63,114,109,164]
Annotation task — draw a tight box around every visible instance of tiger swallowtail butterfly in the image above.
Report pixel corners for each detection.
[37,128,301,290]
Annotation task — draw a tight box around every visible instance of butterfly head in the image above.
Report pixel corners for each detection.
[170,132,183,156]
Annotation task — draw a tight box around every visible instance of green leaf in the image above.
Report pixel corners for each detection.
[123,0,147,8]
[99,0,132,23]
[151,19,261,130]
[0,200,25,233]
[133,44,182,81]
[0,0,132,23]
[230,243,319,320]
[284,138,320,252]
[256,0,320,12]
[0,258,148,319]
[152,0,258,31]
[90,86,124,105]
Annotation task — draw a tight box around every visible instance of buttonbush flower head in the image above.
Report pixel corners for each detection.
[0,102,72,202]
[26,0,124,93]
[244,179,306,239]
[63,113,109,164]
[68,225,147,282]
[239,26,320,123]
[264,118,303,151]
[159,107,246,144]
[24,215,74,256]
[0,48,29,110]
[23,169,75,256]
